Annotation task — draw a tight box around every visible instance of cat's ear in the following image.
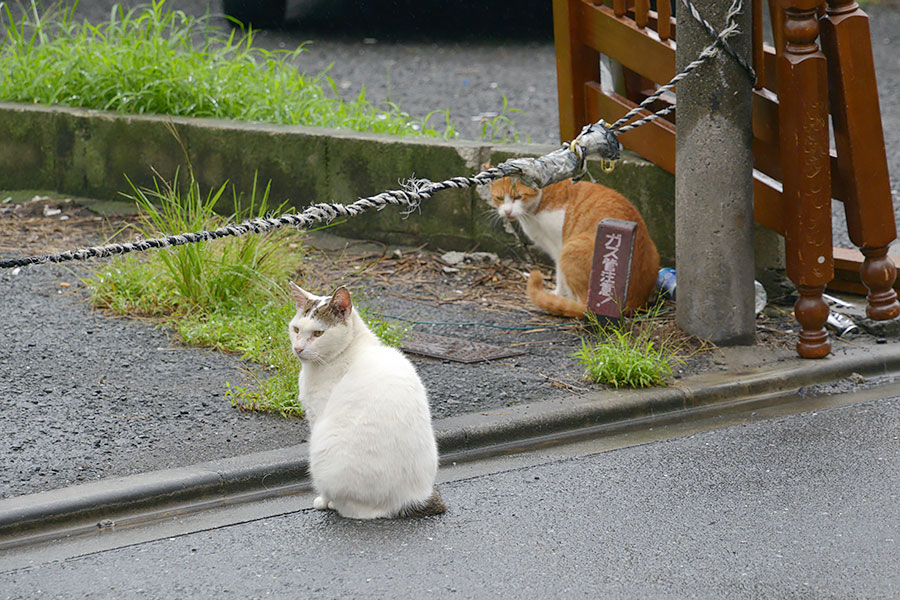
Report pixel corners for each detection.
[482,163,493,171]
[329,287,352,320]
[289,281,315,310]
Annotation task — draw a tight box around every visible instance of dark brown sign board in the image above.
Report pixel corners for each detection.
[586,218,637,321]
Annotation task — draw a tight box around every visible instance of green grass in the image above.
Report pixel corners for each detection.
[0,1,454,137]
[573,304,688,388]
[83,174,406,418]
[479,91,529,144]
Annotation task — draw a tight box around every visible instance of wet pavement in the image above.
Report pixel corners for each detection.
[1,391,897,599]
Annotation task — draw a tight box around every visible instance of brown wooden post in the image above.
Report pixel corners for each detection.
[819,0,900,321]
[553,0,601,142]
[777,0,832,358]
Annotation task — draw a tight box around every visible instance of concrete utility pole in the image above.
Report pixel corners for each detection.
[675,0,756,345]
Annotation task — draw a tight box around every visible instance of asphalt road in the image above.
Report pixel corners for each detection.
[2,393,897,599]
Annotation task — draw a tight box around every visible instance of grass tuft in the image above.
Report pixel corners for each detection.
[0,1,454,137]
[573,302,690,388]
[479,91,529,144]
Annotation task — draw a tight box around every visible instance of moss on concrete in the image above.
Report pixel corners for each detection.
[325,136,481,249]
[0,102,677,256]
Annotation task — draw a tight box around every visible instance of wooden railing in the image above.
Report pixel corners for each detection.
[554,0,899,357]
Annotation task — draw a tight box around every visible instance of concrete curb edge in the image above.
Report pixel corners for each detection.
[2,343,898,544]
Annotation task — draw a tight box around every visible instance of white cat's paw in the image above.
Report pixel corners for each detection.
[313,495,331,510]
[327,500,335,510]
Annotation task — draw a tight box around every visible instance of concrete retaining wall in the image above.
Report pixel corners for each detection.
[0,102,675,262]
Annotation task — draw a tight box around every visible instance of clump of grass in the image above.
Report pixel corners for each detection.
[84,174,407,418]
[84,173,307,415]
[479,91,529,144]
[573,303,690,388]
[0,1,454,137]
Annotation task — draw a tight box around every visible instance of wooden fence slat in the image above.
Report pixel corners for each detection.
[768,0,786,54]
[553,0,601,141]
[657,0,672,40]
[753,0,765,88]
[580,2,676,84]
[635,0,649,28]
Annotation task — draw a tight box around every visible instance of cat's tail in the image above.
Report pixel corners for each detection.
[398,488,447,518]
[527,270,586,318]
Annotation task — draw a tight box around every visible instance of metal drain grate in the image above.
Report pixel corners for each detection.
[401,331,526,364]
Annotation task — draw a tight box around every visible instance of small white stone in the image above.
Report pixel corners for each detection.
[441,251,466,266]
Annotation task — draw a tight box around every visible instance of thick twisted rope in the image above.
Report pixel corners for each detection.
[0,173,502,269]
[679,0,756,79]
[0,123,619,270]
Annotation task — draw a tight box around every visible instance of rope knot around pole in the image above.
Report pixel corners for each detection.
[501,119,621,189]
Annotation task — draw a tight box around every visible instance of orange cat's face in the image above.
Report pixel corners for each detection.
[489,177,542,222]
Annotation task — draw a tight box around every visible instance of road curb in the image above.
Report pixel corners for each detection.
[1,343,899,546]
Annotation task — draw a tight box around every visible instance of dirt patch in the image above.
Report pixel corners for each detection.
[0,194,137,257]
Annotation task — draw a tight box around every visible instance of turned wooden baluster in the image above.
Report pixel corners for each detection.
[819,0,900,321]
[777,0,833,358]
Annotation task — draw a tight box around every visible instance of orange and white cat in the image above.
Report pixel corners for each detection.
[489,174,660,318]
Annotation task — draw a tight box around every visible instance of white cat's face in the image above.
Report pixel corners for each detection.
[288,283,353,363]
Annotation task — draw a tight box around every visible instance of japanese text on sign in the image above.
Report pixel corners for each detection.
[596,233,622,306]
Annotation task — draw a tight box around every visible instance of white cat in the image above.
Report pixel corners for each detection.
[288,282,446,520]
